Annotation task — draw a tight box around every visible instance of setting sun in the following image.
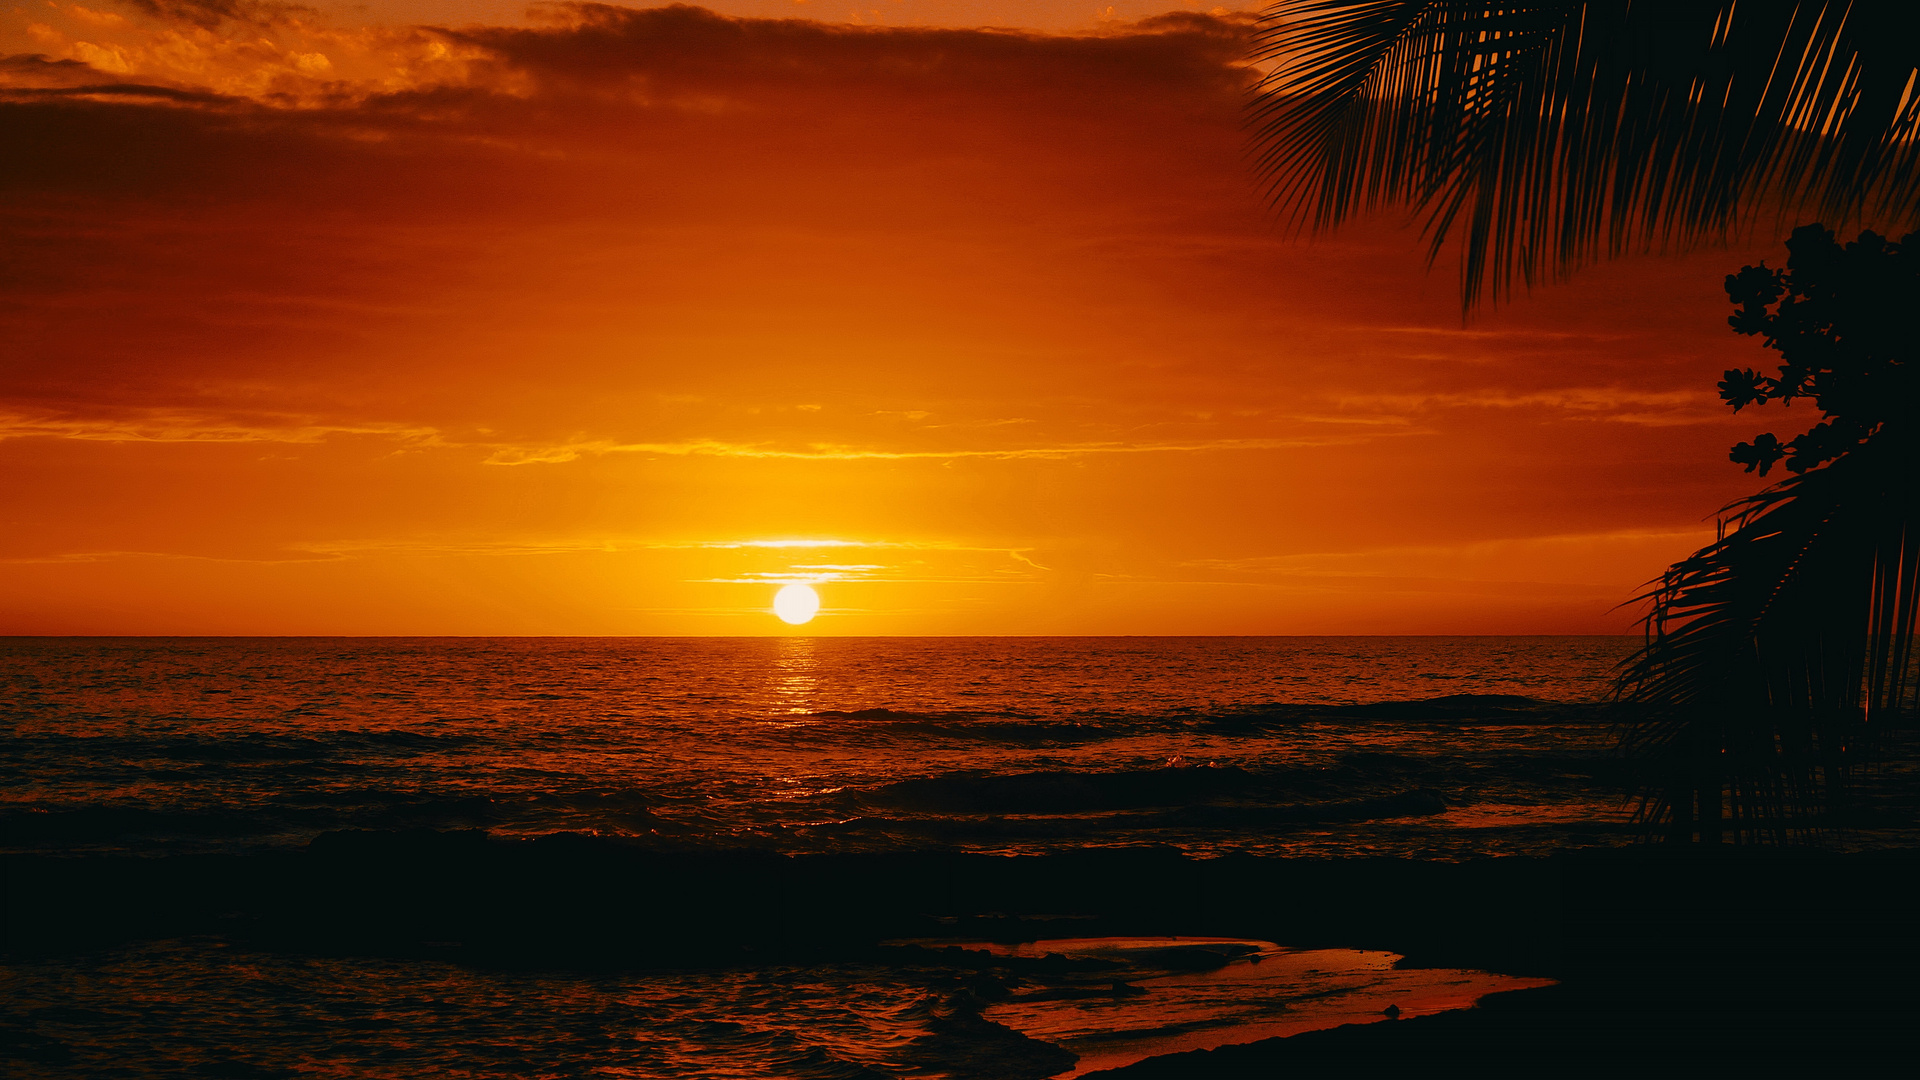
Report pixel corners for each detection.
[773,584,821,625]
[6,2,1915,1076]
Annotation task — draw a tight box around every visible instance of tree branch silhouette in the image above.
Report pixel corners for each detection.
[1614,226,1918,842]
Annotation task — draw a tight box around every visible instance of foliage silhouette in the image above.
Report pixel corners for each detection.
[1250,1,1920,307]
[1248,3,1920,835]
[1614,226,1918,841]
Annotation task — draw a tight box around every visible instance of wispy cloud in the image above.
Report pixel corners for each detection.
[1330,387,1717,423]
[1177,528,1715,587]
[1366,324,1632,342]
[0,547,344,564]
[480,434,1371,465]
[0,408,443,445]
[286,535,1036,558]
[1,411,1377,462]
[686,539,877,550]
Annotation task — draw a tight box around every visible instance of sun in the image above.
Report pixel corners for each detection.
[773,583,821,625]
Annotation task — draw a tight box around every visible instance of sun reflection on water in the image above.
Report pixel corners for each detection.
[770,636,819,715]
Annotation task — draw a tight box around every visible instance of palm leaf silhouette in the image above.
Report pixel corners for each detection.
[1614,441,1918,841]
[1613,226,1918,841]
[1249,4,1920,837]
[1250,1,1920,306]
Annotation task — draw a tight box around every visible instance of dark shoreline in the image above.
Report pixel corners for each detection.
[9,834,1573,971]
[8,836,1918,1075]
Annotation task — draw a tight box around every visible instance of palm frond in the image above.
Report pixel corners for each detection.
[1250,1,1920,307]
[1614,435,1920,841]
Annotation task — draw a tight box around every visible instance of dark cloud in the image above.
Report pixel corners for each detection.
[0,3,1753,454]
[1,5,1262,205]
[0,5,1271,404]
[0,59,232,103]
[451,3,1256,103]
[0,54,104,88]
[0,5,1777,633]
[0,55,239,107]
[108,0,318,30]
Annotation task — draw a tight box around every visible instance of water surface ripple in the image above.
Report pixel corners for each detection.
[2,636,1637,860]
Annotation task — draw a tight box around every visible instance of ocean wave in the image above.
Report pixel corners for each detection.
[1,792,521,850]
[858,766,1264,815]
[815,789,1448,841]
[783,709,1126,747]
[2,730,488,765]
[1183,695,1610,733]
[1321,694,1600,722]
[786,696,1603,745]
[810,708,1042,723]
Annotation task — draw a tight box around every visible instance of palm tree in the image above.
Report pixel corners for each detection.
[1250,1,1920,307]
[1612,226,1917,841]
[1249,3,1920,840]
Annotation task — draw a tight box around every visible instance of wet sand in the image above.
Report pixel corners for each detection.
[1089,983,1919,1077]
[1091,848,1920,1077]
[948,936,1550,1075]
[7,836,1918,1076]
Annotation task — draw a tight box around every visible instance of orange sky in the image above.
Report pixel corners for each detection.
[0,1,1830,635]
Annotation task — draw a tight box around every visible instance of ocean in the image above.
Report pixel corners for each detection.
[2,636,1636,860]
[3,636,1633,1077]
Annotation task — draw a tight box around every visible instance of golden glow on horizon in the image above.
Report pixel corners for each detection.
[774,584,822,625]
[0,2,1786,635]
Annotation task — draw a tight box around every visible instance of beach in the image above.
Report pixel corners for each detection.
[6,637,1916,1076]
[9,0,1918,1073]
[10,837,1918,1076]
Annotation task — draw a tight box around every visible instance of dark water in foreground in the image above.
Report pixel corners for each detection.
[2,636,1636,861]
[3,637,1630,1078]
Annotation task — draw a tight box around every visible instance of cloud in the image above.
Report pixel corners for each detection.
[0,406,444,445]
[1367,325,1633,342]
[3,1,1255,108]
[0,547,339,564]
[4,2,479,103]
[0,3,1777,634]
[1176,528,1718,589]
[479,433,1373,465]
[289,534,1032,556]
[0,52,125,87]
[455,2,1255,80]
[1331,388,1719,424]
[112,0,316,31]
[0,403,1390,465]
